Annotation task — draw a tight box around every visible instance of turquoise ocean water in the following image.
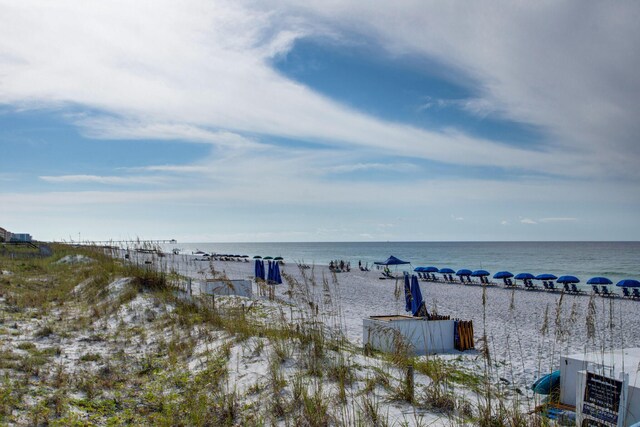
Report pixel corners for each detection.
[163,241,639,289]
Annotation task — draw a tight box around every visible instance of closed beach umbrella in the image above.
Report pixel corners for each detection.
[535,273,557,281]
[410,275,424,316]
[515,273,535,280]
[256,260,265,280]
[616,279,640,287]
[493,271,513,279]
[403,274,412,312]
[254,259,261,278]
[267,261,274,282]
[471,270,490,277]
[586,277,612,285]
[557,275,580,284]
[438,268,455,274]
[456,269,472,276]
[273,262,283,284]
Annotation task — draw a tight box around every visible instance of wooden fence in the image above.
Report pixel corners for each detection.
[454,320,474,351]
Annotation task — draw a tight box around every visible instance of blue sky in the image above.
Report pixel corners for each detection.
[1,1,639,242]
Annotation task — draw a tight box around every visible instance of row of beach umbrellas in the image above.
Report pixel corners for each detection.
[413,266,640,288]
[252,256,284,261]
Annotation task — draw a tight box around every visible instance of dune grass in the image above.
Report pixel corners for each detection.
[2,242,610,425]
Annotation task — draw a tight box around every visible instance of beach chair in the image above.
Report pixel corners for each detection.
[547,282,558,292]
[448,274,455,282]
[622,288,632,298]
[570,284,583,294]
[600,285,615,298]
[542,281,549,290]
[592,285,601,296]
[562,283,572,293]
[633,288,640,300]
[504,278,514,287]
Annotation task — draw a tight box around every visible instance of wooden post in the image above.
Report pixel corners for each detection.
[406,364,414,402]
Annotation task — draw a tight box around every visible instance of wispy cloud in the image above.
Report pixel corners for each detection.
[538,217,578,223]
[39,175,165,185]
[324,162,417,174]
[0,0,623,177]
[127,165,210,174]
[520,218,537,225]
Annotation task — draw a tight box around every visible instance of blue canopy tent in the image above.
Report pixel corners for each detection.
[375,255,410,279]
[374,255,410,266]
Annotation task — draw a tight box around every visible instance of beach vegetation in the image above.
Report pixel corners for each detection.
[0,242,630,425]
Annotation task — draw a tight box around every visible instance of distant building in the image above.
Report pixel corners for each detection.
[10,233,32,243]
[0,227,8,242]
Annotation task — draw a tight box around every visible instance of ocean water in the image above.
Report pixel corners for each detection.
[163,241,640,287]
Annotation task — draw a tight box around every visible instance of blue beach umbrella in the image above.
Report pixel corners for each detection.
[269,261,278,283]
[616,279,640,288]
[273,261,282,284]
[413,267,426,272]
[439,268,455,274]
[257,260,265,280]
[515,273,535,280]
[456,269,472,276]
[424,266,439,273]
[471,270,490,277]
[410,275,424,316]
[586,277,612,285]
[557,275,580,284]
[535,273,557,281]
[254,259,261,279]
[493,271,513,279]
[403,274,412,312]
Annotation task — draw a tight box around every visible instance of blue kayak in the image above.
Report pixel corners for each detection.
[531,370,560,394]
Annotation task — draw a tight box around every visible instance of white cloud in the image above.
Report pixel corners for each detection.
[500,220,509,225]
[0,0,629,178]
[520,218,537,225]
[277,0,640,177]
[128,165,210,174]
[539,217,578,223]
[324,162,417,174]
[39,175,165,185]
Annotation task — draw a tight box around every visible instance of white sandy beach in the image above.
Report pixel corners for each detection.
[158,252,640,398]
